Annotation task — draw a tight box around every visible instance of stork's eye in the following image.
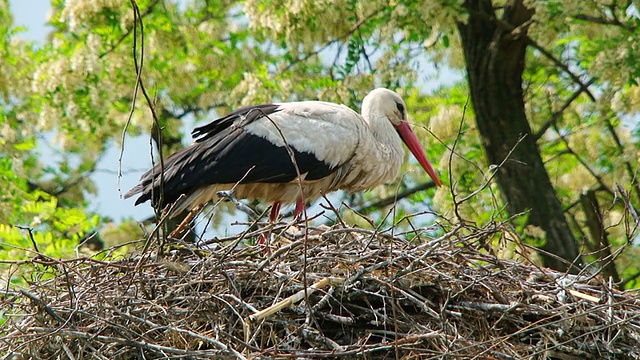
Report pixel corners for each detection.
[396,102,405,114]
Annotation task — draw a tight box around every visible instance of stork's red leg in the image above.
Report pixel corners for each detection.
[269,202,281,222]
[293,197,305,220]
[259,202,281,246]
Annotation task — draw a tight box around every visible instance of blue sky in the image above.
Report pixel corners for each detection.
[9,0,49,41]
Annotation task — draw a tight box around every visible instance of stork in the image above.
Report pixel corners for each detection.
[125,88,442,229]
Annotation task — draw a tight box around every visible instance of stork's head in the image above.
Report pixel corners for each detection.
[363,88,408,124]
[363,88,443,187]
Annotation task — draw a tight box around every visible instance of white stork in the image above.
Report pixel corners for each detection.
[125,88,442,224]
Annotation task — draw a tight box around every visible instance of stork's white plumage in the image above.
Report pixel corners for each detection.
[125,88,442,221]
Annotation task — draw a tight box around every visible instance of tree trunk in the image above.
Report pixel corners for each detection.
[580,190,620,285]
[457,0,582,272]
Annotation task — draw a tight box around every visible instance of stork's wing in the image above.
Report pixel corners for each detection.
[125,101,362,207]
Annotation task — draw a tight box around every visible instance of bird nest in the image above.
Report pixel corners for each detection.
[1,218,640,359]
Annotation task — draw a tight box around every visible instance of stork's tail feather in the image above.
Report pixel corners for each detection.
[123,184,143,200]
[124,147,189,208]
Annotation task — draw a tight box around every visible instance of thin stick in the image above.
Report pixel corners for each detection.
[249,277,331,322]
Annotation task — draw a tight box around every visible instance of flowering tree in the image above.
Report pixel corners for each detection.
[1,0,639,281]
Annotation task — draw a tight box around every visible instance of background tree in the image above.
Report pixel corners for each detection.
[242,0,640,275]
[1,0,639,282]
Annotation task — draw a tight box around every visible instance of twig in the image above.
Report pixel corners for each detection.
[248,277,331,323]
[244,277,332,343]
[20,290,71,326]
[14,226,39,253]
[456,134,528,205]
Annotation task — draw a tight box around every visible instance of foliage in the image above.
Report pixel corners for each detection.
[0,0,639,285]
[0,158,100,263]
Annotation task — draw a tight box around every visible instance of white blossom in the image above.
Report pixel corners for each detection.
[429,105,462,140]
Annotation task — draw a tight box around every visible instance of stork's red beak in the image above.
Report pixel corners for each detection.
[395,121,443,187]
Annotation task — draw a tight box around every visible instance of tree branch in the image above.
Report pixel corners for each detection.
[278,7,385,75]
[527,41,595,102]
[277,180,439,220]
[621,268,640,288]
[99,0,160,58]
[533,78,596,140]
[572,14,636,32]
[164,102,227,121]
[485,13,596,102]
[552,125,613,197]
[355,181,439,215]
[604,117,640,203]
[27,159,99,198]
